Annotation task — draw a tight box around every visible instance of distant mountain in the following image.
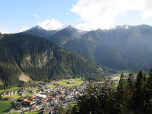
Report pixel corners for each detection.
[22,25,87,45]
[21,25,57,39]
[21,19,69,39]
[48,25,87,46]
[21,24,152,72]
[37,19,68,31]
[0,33,115,89]
[62,24,152,71]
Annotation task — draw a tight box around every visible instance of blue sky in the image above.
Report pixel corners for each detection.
[1,0,152,33]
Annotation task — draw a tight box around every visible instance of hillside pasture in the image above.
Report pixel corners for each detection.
[3,93,21,100]
[48,85,56,88]
[0,101,14,114]
[117,68,139,75]
[25,93,36,97]
[0,87,21,93]
[26,111,40,114]
[56,78,84,87]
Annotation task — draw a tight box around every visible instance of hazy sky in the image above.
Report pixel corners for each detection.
[1,0,152,33]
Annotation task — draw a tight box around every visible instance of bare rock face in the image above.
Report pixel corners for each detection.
[0,79,4,85]
[19,73,30,82]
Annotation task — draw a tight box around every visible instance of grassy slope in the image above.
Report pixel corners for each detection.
[117,68,139,75]
[26,111,40,114]
[0,87,21,93]
[48,85,57,88]
[25,93,36,97]
[0,101,14,114]
[113,77,120,80]
[3,93,21,100]
[12,111,40,114]
[56,78,84,87]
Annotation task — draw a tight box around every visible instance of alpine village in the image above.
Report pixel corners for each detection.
[1,2,152,113]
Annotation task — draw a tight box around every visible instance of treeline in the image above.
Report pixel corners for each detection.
[61,69,152,114]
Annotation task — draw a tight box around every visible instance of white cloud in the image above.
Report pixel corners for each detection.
[0,29,8,34]
[71,0,152,30]
[19,27,30,32]
[75,18,82,22]
[121,13,126,16]
[141,10,152,19]
[67,12,69,15]
[33,14,42,19]
[37,19,64,30]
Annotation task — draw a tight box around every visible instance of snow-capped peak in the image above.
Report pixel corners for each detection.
[32,25,44,30]
[37,19,68,30]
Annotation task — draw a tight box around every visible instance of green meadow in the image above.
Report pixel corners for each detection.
[25,92,36,97]
[0,87,21,93]
[26,111,40,114]
[3,93,21,100]
[56,78,84,87]
[117,68,140,75]
[71,104,77,107]
[48,85,57,88]
[113,77,120,80]
[0,101,14,114]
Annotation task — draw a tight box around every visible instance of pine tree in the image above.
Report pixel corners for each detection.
[58,104,65,114]
[148,68,152,97]
[134,69,149,111]
[66,104,73,114]
[116,72,127,111]
[126,72,135,109]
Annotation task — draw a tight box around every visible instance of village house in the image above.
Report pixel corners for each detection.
[30,106,36,112]
[4,97,12,101]
[13,101,22,108]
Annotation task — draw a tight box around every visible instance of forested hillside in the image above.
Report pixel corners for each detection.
[48,25,87,46]
[51,25,152,72]
[0,33,115,89]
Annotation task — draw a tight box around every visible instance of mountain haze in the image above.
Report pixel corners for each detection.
[48,25,87,46]
[23,24,152,72]
[63,25,152,71]
[22,25,57,39]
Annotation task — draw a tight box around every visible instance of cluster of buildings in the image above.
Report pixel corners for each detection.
[2,73,133,114]
[1,80,89,114]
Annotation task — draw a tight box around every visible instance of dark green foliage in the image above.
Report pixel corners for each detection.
[134,70,149,110]
[58,104,65,114]
[116,72,128,110]
[65,104,73,114]
[126,72,136,109]
[0,33,115,89]
[148,69,152,96]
